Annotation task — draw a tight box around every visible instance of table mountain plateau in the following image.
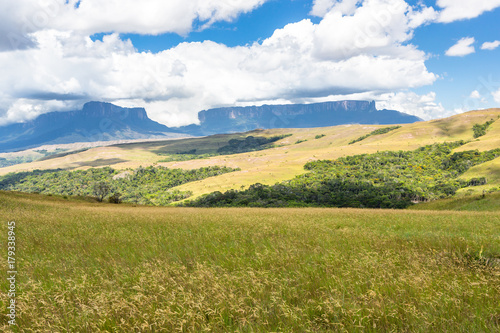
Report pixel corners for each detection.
[0,100,421,152]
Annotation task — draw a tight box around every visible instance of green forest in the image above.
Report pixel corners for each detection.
[183,141,500,208]
[0,165,238,205]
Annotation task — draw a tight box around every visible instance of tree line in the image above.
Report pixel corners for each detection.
[0,165,238,205]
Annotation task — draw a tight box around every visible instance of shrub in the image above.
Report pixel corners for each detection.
[108,193,122,204]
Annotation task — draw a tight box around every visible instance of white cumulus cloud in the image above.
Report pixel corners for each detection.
[493,89,500,104]
[469,90,481,99]
[481,40,500,50]
[436,0,500,23]
[0,0,269,51]
[312,0,437,60]
[375,91,449,120]
[445,37,475,57]
[0,0,443,126]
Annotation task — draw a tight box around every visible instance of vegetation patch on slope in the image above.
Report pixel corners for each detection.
[157,153,217,163]
[0,165,238,205]
[349,126,401,144]
[182,142,500,208]
[217,134,292,154]
[155,133,292,163]
[473,118,496,138]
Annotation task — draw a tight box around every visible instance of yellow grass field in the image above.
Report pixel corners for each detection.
[0,191,499,332]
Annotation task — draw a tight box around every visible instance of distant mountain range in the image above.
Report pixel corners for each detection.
[0,100,422,152]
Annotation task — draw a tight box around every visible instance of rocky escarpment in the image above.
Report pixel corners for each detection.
[182,100,421,135]
[0,102,176,152]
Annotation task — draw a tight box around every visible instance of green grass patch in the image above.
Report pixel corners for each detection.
[157,153,217,163]
[156,135,292,162]
[217,134,292,154]
[0,191,499,331]
[409,191,500,211]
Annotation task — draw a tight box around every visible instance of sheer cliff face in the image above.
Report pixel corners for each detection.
[195,100,420,134]
[0,102,171,152]
[198,101,377,123]
[30,102,149,125]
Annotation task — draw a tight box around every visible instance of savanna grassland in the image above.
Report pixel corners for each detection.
[1,191,499,332]
[1,109,500,203]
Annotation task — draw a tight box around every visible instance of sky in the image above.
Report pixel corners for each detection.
[0,0,499,127]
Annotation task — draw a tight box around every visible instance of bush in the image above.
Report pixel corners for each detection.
[108,193,122,204]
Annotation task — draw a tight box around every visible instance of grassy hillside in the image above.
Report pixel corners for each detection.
[409,191,500,211]
[1,108,499,201]
[1,191,499,331]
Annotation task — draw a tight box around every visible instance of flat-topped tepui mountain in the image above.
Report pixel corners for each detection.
[0,100,422,152]
[0,102,180,152]
[175,100,422,135]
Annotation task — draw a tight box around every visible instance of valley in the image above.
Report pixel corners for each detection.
[1,108,499,204]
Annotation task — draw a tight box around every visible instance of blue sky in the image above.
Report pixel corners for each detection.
[117,0,321,51]
[0,0,499,126]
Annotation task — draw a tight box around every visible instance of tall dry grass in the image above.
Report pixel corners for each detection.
[0,191,499,332]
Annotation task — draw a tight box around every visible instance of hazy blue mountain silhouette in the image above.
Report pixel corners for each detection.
[180,100,421,136]
[0,102,173,152]
[0,100,421,152]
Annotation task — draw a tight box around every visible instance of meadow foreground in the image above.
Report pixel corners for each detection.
[1,191,499,332]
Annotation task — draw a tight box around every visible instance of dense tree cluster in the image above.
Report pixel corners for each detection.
[472,119,496,138]
[349,126,401,144]
[157,153,216,163]
[157,134,293,162]
[182,142,500,208]
[0,165,238,205]
[217,134,292,154]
